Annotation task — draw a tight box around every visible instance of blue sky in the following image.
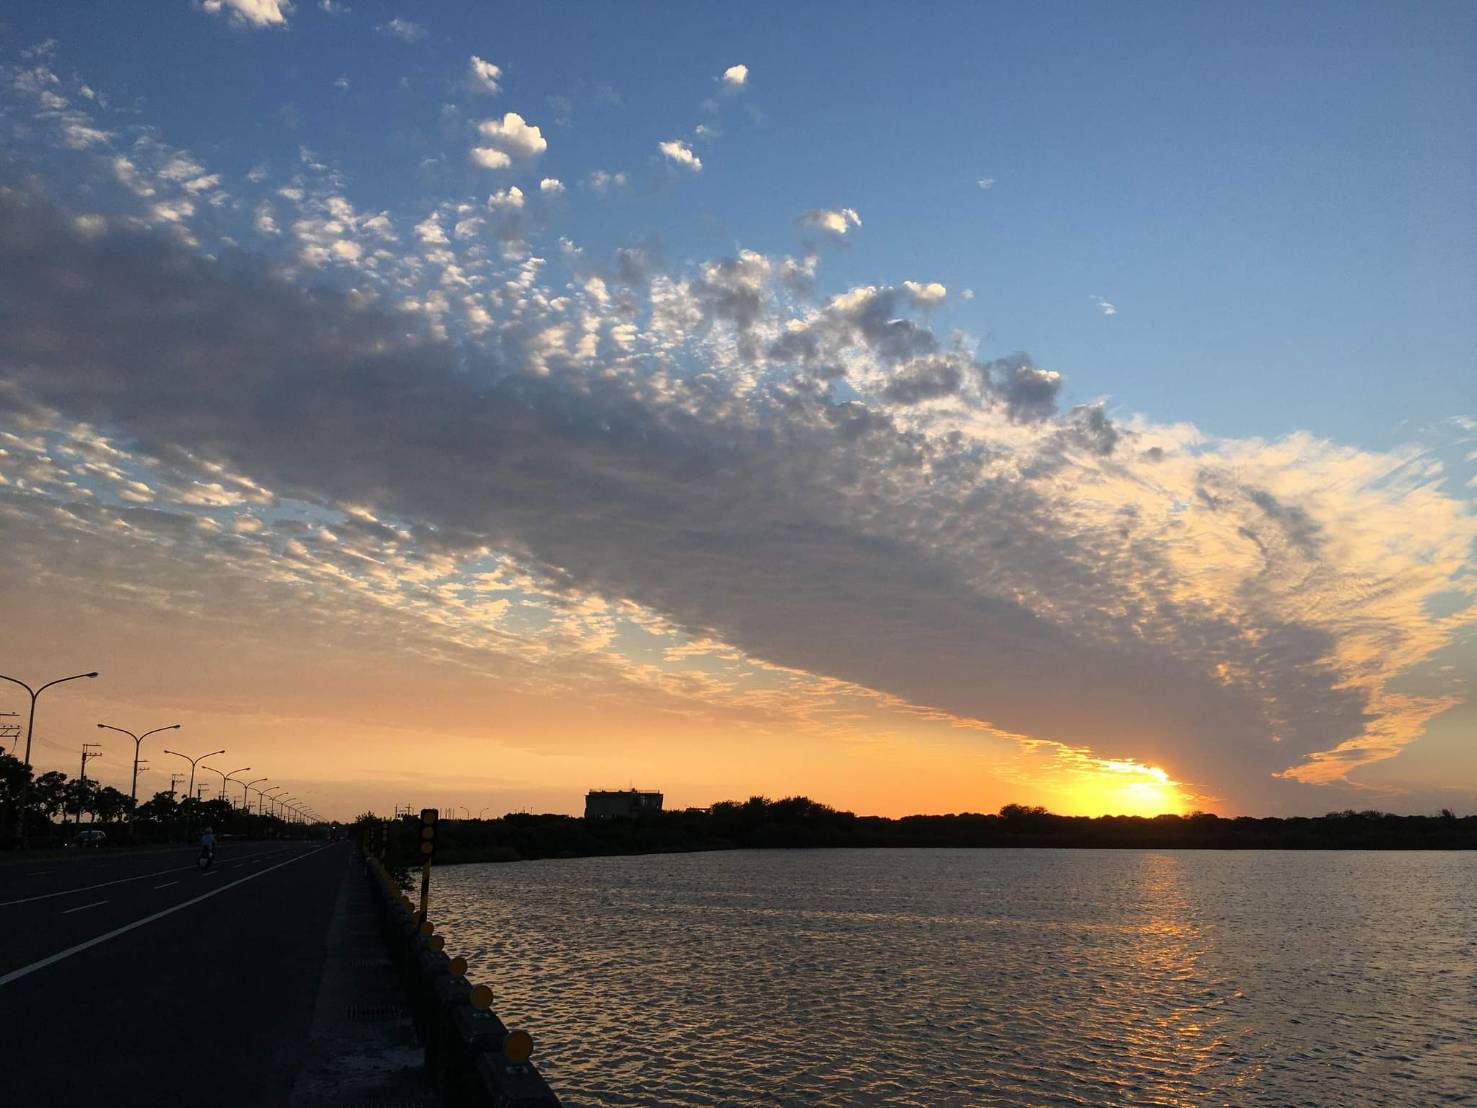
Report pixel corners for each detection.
[11,1,1474,448]
[0,2,1473,818]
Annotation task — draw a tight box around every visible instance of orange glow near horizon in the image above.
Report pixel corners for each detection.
[1049,761,1195,818]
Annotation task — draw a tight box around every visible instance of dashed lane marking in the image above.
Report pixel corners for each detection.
[0,847,294,907]
[0,846,332,988]
[61,901,108,914]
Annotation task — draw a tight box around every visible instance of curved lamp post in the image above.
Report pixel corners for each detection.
[1,671,98,845]
[241,776,268,810]
[164,749,225,808]
[97,722,180,818]
[201,765,250,809]
[260,785,283,816]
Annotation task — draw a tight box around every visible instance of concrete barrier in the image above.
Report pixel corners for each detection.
[362,852,562,1107]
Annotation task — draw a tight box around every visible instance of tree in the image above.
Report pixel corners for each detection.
[93,786,132,825]
[136,791,180,827]
[63,777,100,823]
[32,771,69,820]
[0,752,32,811]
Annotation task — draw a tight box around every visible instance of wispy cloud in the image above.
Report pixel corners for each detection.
[377,17,426,43]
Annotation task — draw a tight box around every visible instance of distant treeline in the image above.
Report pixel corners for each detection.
[371,796,1477,868]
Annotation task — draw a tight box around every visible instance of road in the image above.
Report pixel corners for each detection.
[0,839,352,1106]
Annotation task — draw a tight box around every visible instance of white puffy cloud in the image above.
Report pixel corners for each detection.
[659,139,702,172]
[721,64,749,88]
[903,280,947,307]
[1093,294,1118,316]
[487,186,524,210]
[473,112,546,168]
[539,178,565,194]
[800,207,861,238]
[200,0,291,28]
[470,147,512,170]
[467,56,501,96]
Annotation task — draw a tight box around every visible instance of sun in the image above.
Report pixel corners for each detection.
[1066,761,1191,817]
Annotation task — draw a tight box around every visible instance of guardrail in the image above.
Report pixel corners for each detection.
[363,853,562,1107]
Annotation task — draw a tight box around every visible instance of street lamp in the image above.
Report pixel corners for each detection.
[96,722,180,820]
[241,776,268,810]
[163,748,225,807]
[261,785,283,816]
[201,765,250,808]
[0,670,98,845]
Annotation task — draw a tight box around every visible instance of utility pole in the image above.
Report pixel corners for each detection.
[0,712,19,754]
[169,773,185,798]
[76,743,102,825]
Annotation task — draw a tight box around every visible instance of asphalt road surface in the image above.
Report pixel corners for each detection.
[0,839,352,1106]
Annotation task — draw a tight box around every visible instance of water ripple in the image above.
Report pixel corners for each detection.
[433,849,1477,1106]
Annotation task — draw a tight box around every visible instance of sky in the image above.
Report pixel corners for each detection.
[0,1,1473,821]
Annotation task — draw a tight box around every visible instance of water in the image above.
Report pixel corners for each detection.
[434,849,1477,1106]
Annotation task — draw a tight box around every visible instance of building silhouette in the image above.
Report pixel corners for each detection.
[584,788,663,819]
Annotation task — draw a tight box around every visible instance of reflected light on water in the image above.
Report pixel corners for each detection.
[435,849,1476,1106]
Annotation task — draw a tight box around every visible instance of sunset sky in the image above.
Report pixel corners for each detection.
[1,2,1473,821]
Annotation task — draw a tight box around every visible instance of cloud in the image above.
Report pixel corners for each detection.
[473,112,547,167]
[1092,294,1117,316]
[800,207,861,239]
[587,170,627,194]
[200,0,291,28]
[658,140,702,172]
[467,56,501,96]
[539,178,564,194]
[377,17,426,42]
[721,64,749,88]
[470,147,511,170]
[903,281,947,307]
[487,186,524,210]
[977,177,995,190]
[1,190,1472,815]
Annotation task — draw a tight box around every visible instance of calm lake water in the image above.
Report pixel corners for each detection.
[434,849,1476,1106]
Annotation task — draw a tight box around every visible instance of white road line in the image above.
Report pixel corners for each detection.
[0,847,291,907]
[0,846,330,988]
[61,901,108,914]
[153,882,178,890]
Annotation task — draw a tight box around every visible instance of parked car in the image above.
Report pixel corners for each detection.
[71,829,107,847]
